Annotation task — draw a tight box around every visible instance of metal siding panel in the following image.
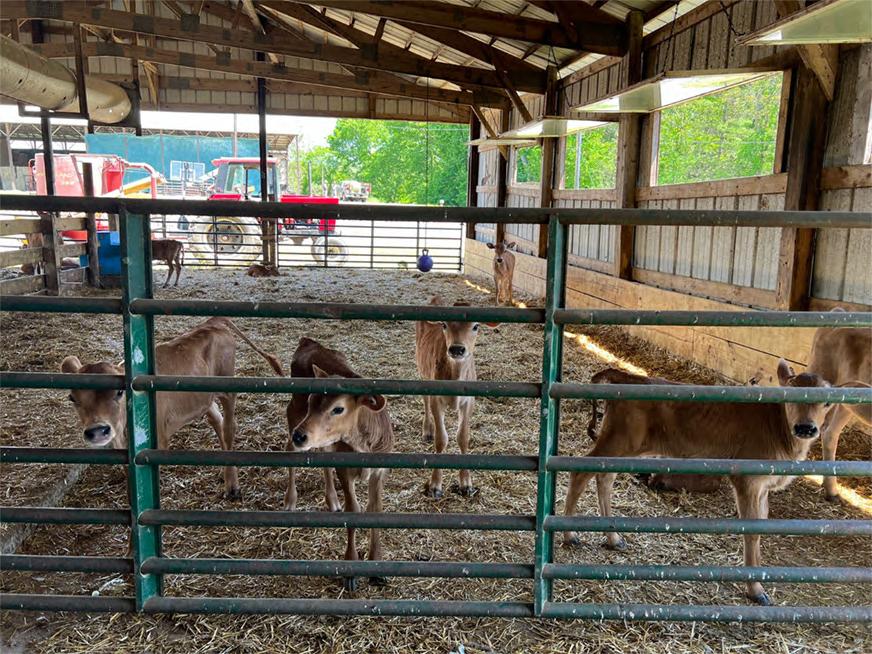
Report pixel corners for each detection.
[675,198,696,276]
[710,196,738,283]
[732,195,760,287]
[754,194,784,290]
[842,188,872,304]
[691,196,714,280]
[658,199,679,273]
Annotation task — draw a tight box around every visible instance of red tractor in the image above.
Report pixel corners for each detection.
[182,157,347,264]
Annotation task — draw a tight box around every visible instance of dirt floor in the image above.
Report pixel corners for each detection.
[1,267,870,654]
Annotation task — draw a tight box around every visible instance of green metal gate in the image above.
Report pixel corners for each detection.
[1,195,871,622]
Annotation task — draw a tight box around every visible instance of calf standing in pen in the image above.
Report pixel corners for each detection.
[805,314,872,501]
[416,297,493,498]
[62,317,284,499]
[285,337,393,591]
[151,238,184,288]
[486,240,516,305]
[564,361,842,605]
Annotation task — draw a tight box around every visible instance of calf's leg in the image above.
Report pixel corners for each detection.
[820,405,853,501]
[217,394,241,500]
[732,479,771,605]
[425,400,449,498]
[563,471,595,547]
[596,472,625,550]
[421,396,434,443]
[366,470,388,586]
[337,469,361,591]
[454,400,476,496]
[161,259,173,288]
[174,249,183,286]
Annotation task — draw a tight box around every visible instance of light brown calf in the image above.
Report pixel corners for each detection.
[285,337,393,592]
[246,262,281,277]
[805,319,871,500]
[416,297,493,498]
[151,238,184,288]
[62,317,283,499]
[486,240,516,305]
[565,362,837,605]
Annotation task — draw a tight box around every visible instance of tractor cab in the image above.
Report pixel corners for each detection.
[209,157,279,201]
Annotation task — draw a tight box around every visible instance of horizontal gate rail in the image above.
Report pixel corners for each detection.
[543,516,872,536]
[141,558,533,579]
[0,297,124,314]
[0,594,136,613]
[134,450,538,471]
[0,507,130,525]
[540,602,872,623]
[0,554,132,574]
[554,309,872,327]
[0,372,125,390]
[542,564,872,583]
[2,194,872,228]
[546,456,872,476]
[138,510,536,531]
[0,447,129,465]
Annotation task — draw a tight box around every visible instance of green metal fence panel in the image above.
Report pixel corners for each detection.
[1,198,871,623]
[120,210,163,609]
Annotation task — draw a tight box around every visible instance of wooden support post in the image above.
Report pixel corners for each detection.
[495,109,510,245]
[256,52,274,266]
[82,163,101,289]
[775,65,829,310]
[39,212,62,296]
[466,113,482,238]
[612,10,644,279]
[538,66,559,258]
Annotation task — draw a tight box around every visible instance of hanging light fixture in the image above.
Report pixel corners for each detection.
[499,116,608,139]
[738,0,871,46]
[574,69,782,114]
[468,136,537,148]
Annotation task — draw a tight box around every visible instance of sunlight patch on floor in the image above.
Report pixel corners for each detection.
[802,475,872,515]
[565,329,648,377]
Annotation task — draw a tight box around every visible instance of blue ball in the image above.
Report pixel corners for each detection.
[417,249,434,272]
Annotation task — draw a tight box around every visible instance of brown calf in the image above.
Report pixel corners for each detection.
[246,262,281,277]
[805,317,872,500]
[62,317,283,499]
[565,362,836,605]
[285,337,393,591]
[486,240,516,305]
[151,238,184,288]
[416,297,493,498]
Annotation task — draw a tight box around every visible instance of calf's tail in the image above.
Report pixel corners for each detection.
[225,320,286,376]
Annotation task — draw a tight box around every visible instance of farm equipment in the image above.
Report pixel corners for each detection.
[179,157,347,265]
[337,179,371,202]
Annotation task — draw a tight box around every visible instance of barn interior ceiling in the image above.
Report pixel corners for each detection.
[738,0,872,46]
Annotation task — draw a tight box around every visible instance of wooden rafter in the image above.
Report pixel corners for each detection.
[3,1,536,92]
[282,0,627,54]
[774,0,838,101]
[32,40,508,107]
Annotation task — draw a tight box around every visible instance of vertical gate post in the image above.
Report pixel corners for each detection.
[533,214,566,614]
[120,209,162,609]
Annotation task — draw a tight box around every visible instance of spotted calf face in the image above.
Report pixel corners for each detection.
[290,366,386,451]
[776,359,831,440]
[62,357,126,447]
[486,240,516,265]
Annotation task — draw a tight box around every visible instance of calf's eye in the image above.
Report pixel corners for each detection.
[67,394,76,403]
[331,406,345,415]
[472,324,479,332]
[115,390,125,401]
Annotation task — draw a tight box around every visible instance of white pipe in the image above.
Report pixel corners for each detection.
[0,34,131,124]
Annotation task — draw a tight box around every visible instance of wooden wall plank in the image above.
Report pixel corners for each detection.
[691,196,714,280]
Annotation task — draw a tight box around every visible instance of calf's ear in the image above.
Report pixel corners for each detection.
[359,394,387,412]
[486,243,495,249]
[507,242,517,250]
[312,364,329,378]
[776,359,794,385]
[61,356,82,374]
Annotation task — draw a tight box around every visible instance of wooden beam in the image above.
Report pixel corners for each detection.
[612,10,644,280]
[495,110,510,243]
[4,0,530,92]
[774,0,838,101]
[34,40,507,106]
[283,0,627,55]
[775,65,830,310]
[821,164,872,190]
[393,20,541,75]
[537,66,559,258]
[466,113,481,236]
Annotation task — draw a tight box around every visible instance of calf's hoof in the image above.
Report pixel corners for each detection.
[603,537,627,552]
[450,483,479,498]
[824,492,841,503]
[224,488,243,501]
[369,576,389,587]
[423,432,434,444]
[423,485,443,499]
[749,591,772,606]
[562,534,582,548]
[343,576,358,592]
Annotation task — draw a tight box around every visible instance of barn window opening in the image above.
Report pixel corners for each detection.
[655,73,783,185]
[514,144,542,184]
[563,123,619,189]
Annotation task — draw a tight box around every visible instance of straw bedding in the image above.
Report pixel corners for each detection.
[1,268,869,653]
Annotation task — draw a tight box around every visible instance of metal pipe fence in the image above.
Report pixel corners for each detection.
[0,195,870,622]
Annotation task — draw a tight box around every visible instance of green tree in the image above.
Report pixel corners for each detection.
[657,74,782,185]
[564,123,619,189]
[515,145,542,183]
[298,119,469,205]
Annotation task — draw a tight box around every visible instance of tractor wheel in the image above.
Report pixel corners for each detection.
[310,236,348,265]
[188,216,262,266]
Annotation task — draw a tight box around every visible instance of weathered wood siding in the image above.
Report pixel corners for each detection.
[505,185,541,255]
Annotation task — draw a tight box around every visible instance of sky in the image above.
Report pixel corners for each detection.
[0,105,338,149]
